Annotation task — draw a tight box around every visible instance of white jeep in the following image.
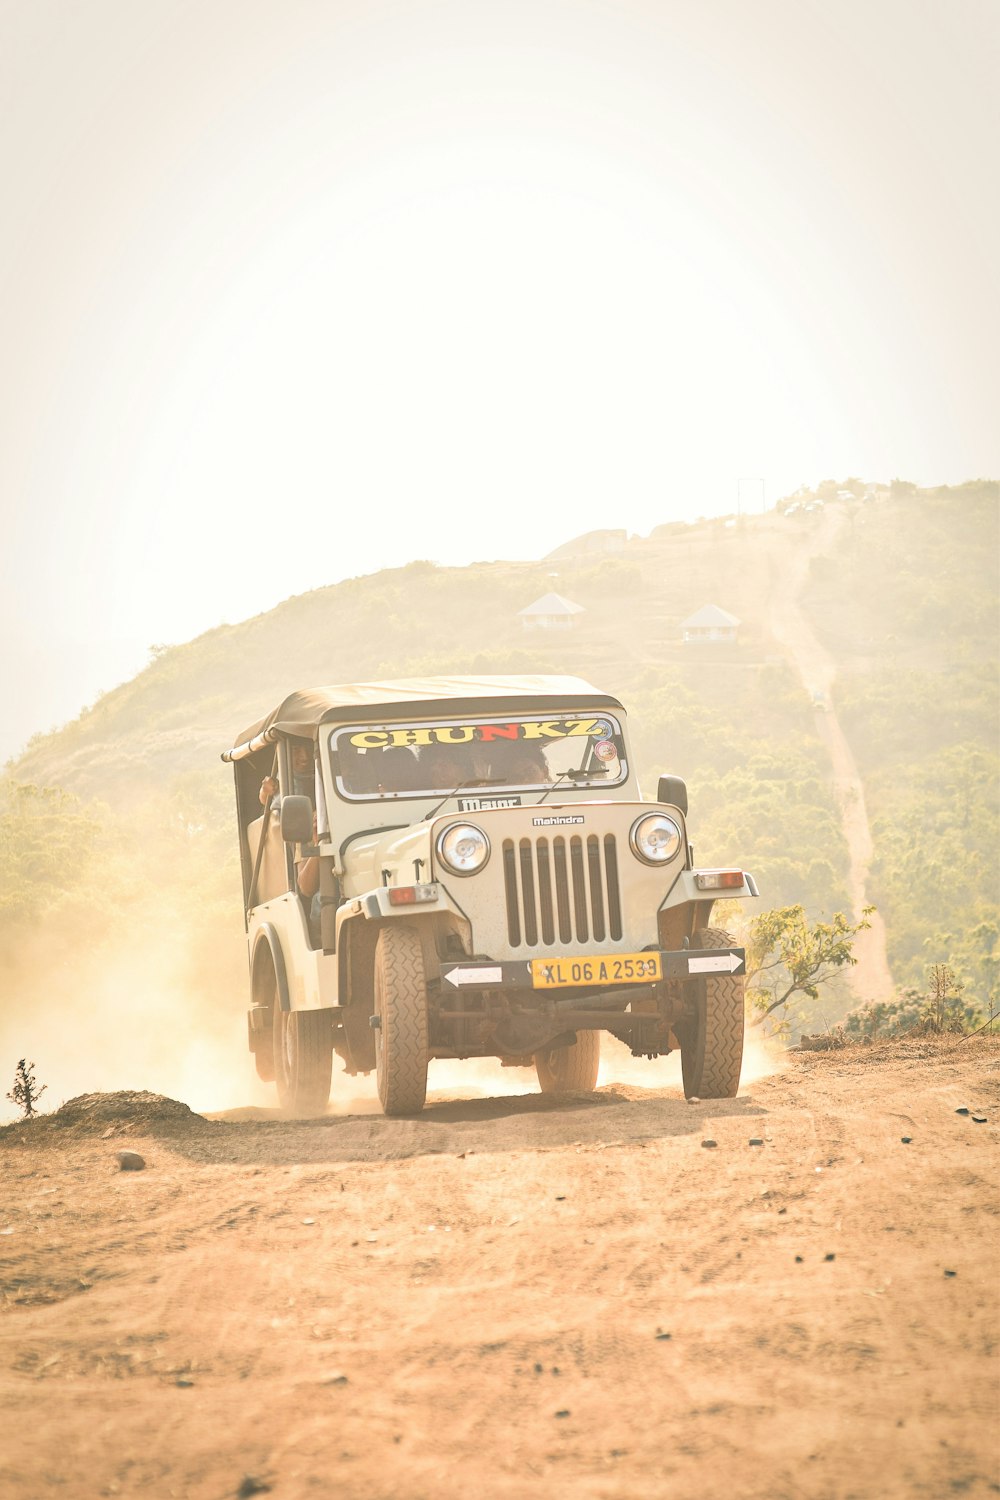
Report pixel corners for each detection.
[223,675,758,1116]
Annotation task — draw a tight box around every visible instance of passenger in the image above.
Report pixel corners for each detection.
[259,741,315,807]
[339,745,382,794]
[373,745,422,793]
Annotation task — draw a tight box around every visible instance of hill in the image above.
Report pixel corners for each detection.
[10,513,805,800]
[800,481,999,1001]
[1,481,997,1096]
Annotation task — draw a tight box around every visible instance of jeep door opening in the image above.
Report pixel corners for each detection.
[222,675,758,1116]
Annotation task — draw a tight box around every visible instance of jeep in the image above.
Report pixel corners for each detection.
[222,675,758,1115]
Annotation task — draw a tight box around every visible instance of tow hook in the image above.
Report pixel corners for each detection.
[369,1014,382,1029]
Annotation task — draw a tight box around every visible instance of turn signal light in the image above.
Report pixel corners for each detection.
[388,883,439,906]
[694,870,744,890]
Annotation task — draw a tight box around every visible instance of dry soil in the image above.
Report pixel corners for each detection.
[1,1037,998,1500]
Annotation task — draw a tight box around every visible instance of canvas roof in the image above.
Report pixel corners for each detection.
[517,592,585,617]
[226,674,621,756]
[681,603,741,629]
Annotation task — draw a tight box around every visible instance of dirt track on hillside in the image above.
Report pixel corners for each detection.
[2,1038,997,1500]
[766,509,895,1002]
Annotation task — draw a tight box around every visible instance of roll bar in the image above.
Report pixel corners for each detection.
[221,727,282,763]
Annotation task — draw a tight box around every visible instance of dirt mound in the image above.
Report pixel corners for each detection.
[798,1031,998,1070]
[3,1089,209,1139]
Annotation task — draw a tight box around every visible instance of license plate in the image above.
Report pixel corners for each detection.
[530,953,663,989]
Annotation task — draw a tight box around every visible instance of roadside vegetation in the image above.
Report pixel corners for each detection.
[800,962,993,1048]
[6,1058,46,1118]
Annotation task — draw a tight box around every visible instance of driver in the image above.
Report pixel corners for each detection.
[418,741,491,789]
[486,739,551,784]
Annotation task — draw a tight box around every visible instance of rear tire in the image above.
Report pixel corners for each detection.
[254,1035,276,1084]
[374,925,429,1117]
[535,1031,601,1093]
[273,1006,333,1116]
[678,927,744,1099]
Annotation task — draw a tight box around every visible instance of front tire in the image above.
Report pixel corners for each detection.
[678,926,744,1099]
[273,1007,333,1116]
[374,925,429,1117]
[535,1031,601,1093]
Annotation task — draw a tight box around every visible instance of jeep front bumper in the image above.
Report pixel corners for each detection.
[439,946,745,993]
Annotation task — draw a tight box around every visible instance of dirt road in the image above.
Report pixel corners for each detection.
[767,508,895,1002]
[2,1038,997,1500]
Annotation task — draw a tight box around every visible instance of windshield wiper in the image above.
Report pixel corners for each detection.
[424,777,506,822]
[534,766,609,808]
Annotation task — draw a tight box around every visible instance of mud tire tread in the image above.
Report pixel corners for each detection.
[273,1006,333,1117]
[679,926,745,1099]
[375,925,429,1117]
[535,1030,601,1094]
[254,1041,276,1084]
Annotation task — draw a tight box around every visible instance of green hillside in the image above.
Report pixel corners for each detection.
[2,481,997,1064]
[801,481,999,999]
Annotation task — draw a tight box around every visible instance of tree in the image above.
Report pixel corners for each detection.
[746,904,874,1029]
[922,964,974,1032]
[7,1058,47,1118]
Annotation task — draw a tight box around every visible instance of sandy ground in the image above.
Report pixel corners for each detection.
[1,1036,998,1500]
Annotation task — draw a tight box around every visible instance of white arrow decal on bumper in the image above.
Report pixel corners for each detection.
[688,953,742,975]
[444,966,503,986]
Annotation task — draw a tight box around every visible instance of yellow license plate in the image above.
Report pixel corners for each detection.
[530,953,663,989]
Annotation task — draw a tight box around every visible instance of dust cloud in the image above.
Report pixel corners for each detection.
[314,1057,539,1117]
[1,922,781,1123]
[734,1031,786,1084]
[0,927,265,1125]
[596,1031,784,1090]
[326,1032,785,1117]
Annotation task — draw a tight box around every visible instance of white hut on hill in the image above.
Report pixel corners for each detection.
[518,592,585,632]
[681,603,740,644]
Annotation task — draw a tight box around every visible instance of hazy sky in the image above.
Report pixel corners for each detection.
[2,0,997,762]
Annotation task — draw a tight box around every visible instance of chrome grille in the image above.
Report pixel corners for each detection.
[502,834,623,948]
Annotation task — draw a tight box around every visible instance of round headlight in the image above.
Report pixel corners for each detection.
[436,822,491,877]
[630,813,682,865]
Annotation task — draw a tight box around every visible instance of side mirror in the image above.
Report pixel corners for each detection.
[657,775,688,817]
[279,794,314,845]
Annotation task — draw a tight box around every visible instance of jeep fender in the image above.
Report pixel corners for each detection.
[251,923,291,1014]
[336,905,470,1006]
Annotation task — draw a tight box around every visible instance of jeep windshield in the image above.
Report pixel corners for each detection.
[330,712,628,802]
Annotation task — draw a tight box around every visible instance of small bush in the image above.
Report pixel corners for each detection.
[6,1058,47,1118]
[842,965,984,1039]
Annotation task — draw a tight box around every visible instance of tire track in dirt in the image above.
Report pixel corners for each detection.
[766,509,894,1002]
